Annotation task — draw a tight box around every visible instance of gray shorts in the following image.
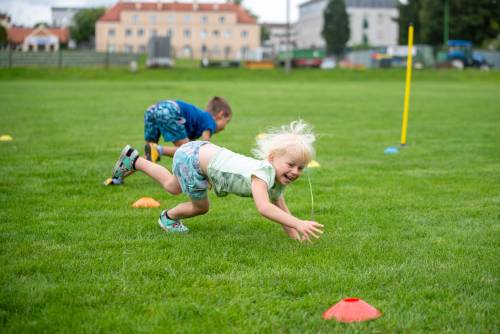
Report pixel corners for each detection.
[172,141,210,201]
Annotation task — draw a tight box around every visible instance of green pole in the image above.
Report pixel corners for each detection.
[443,0,449,45]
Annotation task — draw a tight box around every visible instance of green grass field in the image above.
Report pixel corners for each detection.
[1,68,499,333]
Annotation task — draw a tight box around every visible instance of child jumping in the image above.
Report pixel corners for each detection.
[110,120,324,242]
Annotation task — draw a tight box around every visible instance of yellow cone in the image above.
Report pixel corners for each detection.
[255,133,266,140]
[308,160,320,168]
[0,135,13,141]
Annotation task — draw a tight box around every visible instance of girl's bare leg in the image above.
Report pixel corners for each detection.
[134,157,181,195]
[168,198,210,220]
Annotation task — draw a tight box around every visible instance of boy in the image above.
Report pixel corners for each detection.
[104,96,232,185]
[144,96,232,162]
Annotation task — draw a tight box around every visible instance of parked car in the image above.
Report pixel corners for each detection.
[446,40,490,70]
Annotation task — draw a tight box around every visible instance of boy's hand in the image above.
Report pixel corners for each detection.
[296,220,324,242]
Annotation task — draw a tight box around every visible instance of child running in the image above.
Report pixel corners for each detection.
[110,120,324,241]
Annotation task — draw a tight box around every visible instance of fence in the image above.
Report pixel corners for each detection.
[480,50,500,69]
[0,49,140,68]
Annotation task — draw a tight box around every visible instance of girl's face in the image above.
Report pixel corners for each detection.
[269,151,308,185]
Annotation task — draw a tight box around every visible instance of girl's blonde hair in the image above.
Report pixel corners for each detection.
[253,120,315,163]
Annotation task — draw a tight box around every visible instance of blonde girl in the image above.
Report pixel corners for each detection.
[111,120,324,241]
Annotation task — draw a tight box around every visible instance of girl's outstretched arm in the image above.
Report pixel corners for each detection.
[274,196,301,241]
[251,176,323,242]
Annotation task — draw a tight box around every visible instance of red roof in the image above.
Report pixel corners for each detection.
[99,2,257,24]
[8,26,69,44]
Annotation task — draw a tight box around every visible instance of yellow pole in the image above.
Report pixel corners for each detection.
[401,25,414,146]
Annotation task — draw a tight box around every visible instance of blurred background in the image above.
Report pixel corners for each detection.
[0,0,499,70]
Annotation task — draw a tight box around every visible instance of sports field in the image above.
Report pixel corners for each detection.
[1,68,499,333]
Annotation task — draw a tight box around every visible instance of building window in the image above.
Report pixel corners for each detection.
[363,17,369,29]
[201,15,208,24]
[151,29,157,37]
[167,29,174,37]
[218,16,225,24]
[107,44,115,52]
[137,28,144,37]
[132,15,138,24]
[213,29,220,37]
[184,29,191,38]
[184,15,191,23]
[167,15,174,23]
[362,33,369,44]
[139,45,146,53]
[224,30,232,38]
[150,15,157,24]
[108,28,115,37]
[241,30,248,39]
[201,44,208,56]
[124,44,133,53]
[200,29,208,39]
[125,28,132,37]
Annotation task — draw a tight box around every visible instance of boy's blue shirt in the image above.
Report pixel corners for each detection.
[176,100,217,140]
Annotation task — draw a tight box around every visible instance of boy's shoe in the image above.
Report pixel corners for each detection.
[158,210,189,233]
[145,142,160,163]
[111,145,139,180]
[103,177,123,186]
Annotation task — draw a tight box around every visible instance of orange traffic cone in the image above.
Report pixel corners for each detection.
[323,298,382,322]
[132,197,161,208]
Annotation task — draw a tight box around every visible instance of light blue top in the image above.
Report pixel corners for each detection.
[207,148,285,202]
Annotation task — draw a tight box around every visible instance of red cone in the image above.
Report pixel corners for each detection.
[323,298,382,322]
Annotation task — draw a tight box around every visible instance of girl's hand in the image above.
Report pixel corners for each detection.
[284,227,301,241]
[296,220,324,242]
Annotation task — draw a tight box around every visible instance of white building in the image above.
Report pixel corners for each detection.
[261,23,296,57]
[52,7,85,27]
[295,0,399,49]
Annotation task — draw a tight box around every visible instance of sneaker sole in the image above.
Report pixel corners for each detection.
[145,143,160,163]
[111,145,132,178]
[158,218,170,232]
[157,218,189,233]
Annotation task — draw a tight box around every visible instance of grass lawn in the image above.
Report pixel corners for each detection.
[0,68,499,333]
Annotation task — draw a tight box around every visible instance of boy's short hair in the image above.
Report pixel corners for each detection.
[206,96,232,117]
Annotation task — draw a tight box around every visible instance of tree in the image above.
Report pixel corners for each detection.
[260,25,270,43]
[396,0,423,44]
[33,22,50,28]
[70,8,105,46]
[322,0,350,60]
[398,0,500,47]
[448,0,500,46]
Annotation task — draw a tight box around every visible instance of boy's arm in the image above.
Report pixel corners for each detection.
[201,130,212,141]
[251,176,323,242]
[274,196,301,240]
